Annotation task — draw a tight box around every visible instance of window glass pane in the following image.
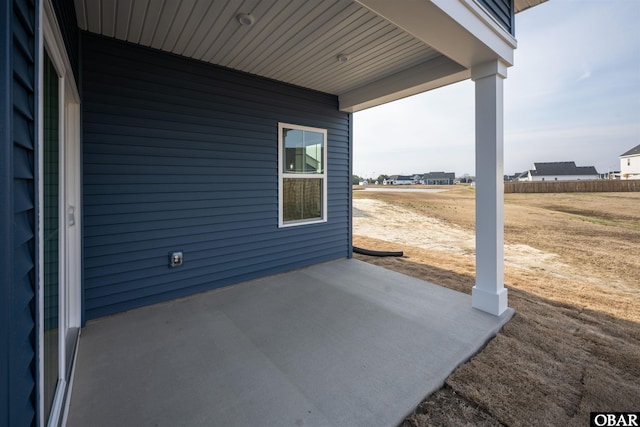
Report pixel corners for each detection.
[283,128,324,173]
[43,51,59,422]
[283,178,322,222]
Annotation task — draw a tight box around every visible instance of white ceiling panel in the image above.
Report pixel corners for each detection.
[243,4,368,80]
[113,0,132,40]
[74,0,453,98]
[83,0,102,34]
[139,0,166,46]
[157,0,198,51]
[149,0,181,49]
[127,0,150,44]
[99,0,117,38]
[73,0,544,102]
[213,0,290,66]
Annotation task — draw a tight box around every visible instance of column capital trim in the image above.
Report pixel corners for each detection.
[471,60,508,81]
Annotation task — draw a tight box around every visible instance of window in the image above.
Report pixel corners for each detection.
[628,158,631,166]
[278,123,327,227]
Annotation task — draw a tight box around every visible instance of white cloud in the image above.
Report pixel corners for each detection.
[576,71,591,82]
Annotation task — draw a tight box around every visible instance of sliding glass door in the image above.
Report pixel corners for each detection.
[40,4,81,423]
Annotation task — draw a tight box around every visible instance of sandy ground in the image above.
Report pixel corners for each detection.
[354,198,568,280]
[352,186,640,426]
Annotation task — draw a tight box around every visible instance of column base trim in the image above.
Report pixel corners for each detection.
[472,286,508,316]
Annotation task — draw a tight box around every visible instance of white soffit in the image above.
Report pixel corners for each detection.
[515,0,547,14]
[73,0,533,112]
[74,0,448,95]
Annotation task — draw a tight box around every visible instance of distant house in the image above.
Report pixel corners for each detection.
[456,176,474,184]
[601,171,620,180]
[503,174,521,182]
[522,162,599,181]
[423,172,455,185]
[620,145,640,180]
[386,175,415,185]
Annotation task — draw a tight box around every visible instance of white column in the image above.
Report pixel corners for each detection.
[471,60,508,316]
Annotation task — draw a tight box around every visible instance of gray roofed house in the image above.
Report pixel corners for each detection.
[386,175,415,185]
[620,145,640,157]
[620,144,640,180]
[524,162,599,181]
[423,172,456,185]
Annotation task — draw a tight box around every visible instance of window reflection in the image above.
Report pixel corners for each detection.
[283,129,324,174]
[43,51,60,422]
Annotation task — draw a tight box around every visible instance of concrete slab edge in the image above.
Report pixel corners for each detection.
[397,307,516,424]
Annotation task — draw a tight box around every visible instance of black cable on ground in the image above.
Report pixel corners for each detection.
[353,246,404,257]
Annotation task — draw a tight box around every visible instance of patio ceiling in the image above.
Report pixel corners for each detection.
[73,0,545,111]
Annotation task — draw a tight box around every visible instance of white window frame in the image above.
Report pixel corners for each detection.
[278,123,328,227]
[38,1,82,426]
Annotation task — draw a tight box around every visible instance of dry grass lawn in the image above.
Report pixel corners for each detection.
[352,186,640,426]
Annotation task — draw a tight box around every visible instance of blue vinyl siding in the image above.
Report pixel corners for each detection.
[81,33,351,319]
[479,0,514,34]
[1,0,37,426]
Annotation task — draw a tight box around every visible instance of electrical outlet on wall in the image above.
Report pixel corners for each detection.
[169,251,183,268]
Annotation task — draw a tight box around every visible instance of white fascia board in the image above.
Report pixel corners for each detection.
[339,56,469,112]
[434,0,517,60]
[355,0,516,69]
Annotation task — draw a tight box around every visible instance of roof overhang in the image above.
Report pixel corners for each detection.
[74,0,545,112]
[515,0,547,14]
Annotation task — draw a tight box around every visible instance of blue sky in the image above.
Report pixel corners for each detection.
[353,0,640,178]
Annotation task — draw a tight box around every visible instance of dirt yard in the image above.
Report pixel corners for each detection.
[352,186,640,427]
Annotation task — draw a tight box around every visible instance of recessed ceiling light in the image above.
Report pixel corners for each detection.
[237,13,255,26]
[336,53,349,63]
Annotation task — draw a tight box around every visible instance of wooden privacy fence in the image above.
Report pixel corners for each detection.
[504,180,640,193]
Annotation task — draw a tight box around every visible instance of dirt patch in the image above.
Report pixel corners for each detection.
[355,198,475,256]
[354,198,568,279]
[352,188,640,426]
[354,187,640,295]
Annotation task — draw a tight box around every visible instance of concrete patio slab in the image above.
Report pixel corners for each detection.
[67,258,513,427]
